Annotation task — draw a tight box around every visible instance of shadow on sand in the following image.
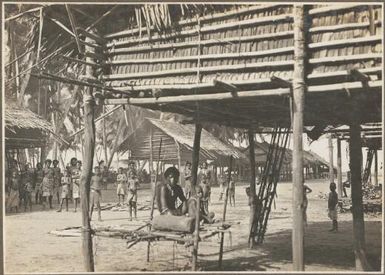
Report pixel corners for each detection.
[200,220,382,271]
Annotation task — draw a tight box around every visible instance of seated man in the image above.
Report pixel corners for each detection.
[157,167,214,223]
[157,167,188,216]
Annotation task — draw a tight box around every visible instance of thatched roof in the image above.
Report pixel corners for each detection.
[117,118,246,164]
[242,142,329,167]
[5,100,54,133]
[5,100,54,149]
[7,4,382,130]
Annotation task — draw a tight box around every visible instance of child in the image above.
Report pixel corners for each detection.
[218,172,226,201]
[72,161,82,212]
[116,167,127,206]
[90,166,103,222]
[328,182,338,232]
[228,174,236,207]
[57,169,71,212]
[34,163,44,204]
[127,170,139,221]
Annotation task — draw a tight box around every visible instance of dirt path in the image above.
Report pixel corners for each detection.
[4,180,382,273]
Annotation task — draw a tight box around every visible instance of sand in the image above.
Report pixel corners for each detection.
[4,179,382,273]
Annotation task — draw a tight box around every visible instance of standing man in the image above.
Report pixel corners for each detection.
[183,161,192,199]
[199,162,211,212]
[52,160,61,204]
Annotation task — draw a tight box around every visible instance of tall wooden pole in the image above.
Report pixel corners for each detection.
[191,123,202,195]
[349,118,370,271]
[328,134,335,182]
[292,4,306,271]
[373,150,378,186]
[337,138,343,196]
[248,129,257,248]
[102,105,108,163]
[79,33,96,272]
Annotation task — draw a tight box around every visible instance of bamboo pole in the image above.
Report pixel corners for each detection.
[104,80,382,106]
[248,129,257,248]
[349,112,371,271]
[219,155,233,269]
[191,124,203,195]
[337,138,343,196]
[292,5,306,271]
[79,34,96,272]
[328,134,335,182]
[373,150,378,186]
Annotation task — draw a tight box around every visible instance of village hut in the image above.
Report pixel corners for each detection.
[4,99,57,168]
[116,118,247,184]
[10,3,382,271]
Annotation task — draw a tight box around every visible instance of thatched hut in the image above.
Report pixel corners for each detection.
[9,3,382,271]
[4,99,58,169]
[117,118,246,183]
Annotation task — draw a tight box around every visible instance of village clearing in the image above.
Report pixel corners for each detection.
[4,180,382,273]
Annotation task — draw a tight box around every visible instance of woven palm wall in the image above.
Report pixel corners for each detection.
[101,4,382,91]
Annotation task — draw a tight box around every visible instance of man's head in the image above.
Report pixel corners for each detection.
[70,157,77,166]
[36,162,42,170]
[45,159,52,167]
[129,161,135,169]
[53,160,59,167]
[186,161,191,168]
[118,167,123,174]
[164,167,180,186]
[202,162,207,169]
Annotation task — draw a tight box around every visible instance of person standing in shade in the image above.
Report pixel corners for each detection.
[328,182,339,232]
[127,170,139,220]
[57,169,72,212]
[90,166,103,222]
[52,160,61,204]
[34,162,44,204]
[71,158,81,212]
[303,183,312,226]
[116,167,127,206]
[42,159,54,209]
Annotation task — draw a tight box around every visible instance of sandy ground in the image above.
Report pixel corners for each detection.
[4,179,383,273]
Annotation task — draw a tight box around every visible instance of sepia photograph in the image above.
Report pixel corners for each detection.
[2,1,384,273]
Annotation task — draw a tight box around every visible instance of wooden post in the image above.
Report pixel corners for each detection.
[191,123,202,195]
[292,4,306,271]
[248,129,257,248]
[328,134,335,182]
[79,33,96,272]
[373,150,378,186]
[349,118,370,271]
[337,138,343,197]
[219,155,233,269]
[102,105,108,163]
